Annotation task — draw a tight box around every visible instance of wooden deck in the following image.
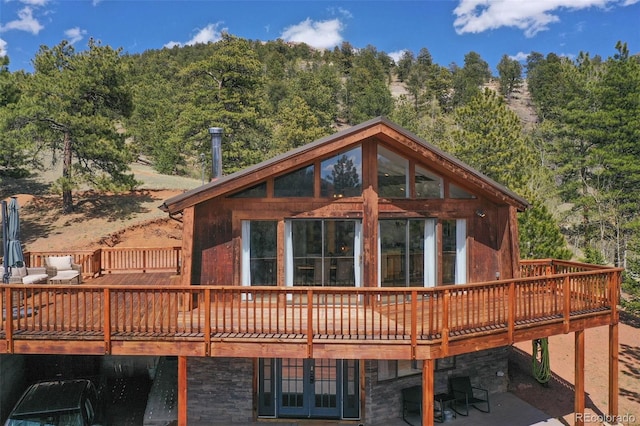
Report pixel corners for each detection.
[0,261,620,360]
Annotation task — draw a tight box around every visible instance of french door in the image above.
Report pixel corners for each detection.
[279,358,339,418]
[258,358,360,420]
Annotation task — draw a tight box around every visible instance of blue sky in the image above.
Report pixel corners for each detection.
[1,0,639,74]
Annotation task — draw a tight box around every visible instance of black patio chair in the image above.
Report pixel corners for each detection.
[449,376,490,416]
[401,385,421,425]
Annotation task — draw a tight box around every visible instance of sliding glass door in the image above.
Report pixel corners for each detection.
[379,218,465,287]
[285,219,361,287]
[379,219,436,287]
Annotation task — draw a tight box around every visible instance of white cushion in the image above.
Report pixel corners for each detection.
[22,274,49,284]
[50,270,80,281]
[12,266,27,278]
[47,256,73,271]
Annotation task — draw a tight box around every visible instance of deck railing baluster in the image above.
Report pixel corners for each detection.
[0,258,621,357]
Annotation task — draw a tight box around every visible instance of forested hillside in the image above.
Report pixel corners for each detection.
[0,35,638,311]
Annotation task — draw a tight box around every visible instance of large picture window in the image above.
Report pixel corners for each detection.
[285,219,361,287]
[379,219,436,287]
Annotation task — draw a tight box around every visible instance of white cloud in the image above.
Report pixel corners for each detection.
[65,27,86,45]
[328,7,353,19]
[19,0,49,7]
[388,49,407,63]
[509,51,529,62]
[453,0,632,38]
[280,18,343,49]
[0,6,44,35]
[164,23,224,49]
[0,38,7,57]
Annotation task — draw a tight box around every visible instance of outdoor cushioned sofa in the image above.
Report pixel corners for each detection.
[1,265,49,284]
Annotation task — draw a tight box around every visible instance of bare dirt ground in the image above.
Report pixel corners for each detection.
[3,160,639,426]
[510,316,640,425]
[2,161,196,251]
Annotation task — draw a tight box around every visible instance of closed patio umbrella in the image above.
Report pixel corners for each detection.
[6,197,24,273]
[1,200,8,283]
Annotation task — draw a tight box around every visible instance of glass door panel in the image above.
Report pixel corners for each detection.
[249,221,277,285]
[310,359,339,417]
[279,358,306,417]
[292,221,322,286]
[277,359,341,419]
[380,219,434,287]
[380,220,407,287]
[290,220,358,287]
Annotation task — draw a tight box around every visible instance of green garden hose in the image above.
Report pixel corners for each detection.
[532,338,551,384]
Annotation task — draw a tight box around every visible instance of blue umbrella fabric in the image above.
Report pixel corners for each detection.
[1,200,8,283]
[6,197,24,271]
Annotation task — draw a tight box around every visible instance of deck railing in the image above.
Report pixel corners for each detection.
[0,259,621,358]
[24,246,182,277]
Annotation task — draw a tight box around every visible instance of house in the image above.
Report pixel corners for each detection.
[0,117,620,425]
[158,116,621,425]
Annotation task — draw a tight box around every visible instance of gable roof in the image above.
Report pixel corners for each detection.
[160,116,530,214]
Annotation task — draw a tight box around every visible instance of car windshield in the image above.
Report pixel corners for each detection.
[5,411,84,426]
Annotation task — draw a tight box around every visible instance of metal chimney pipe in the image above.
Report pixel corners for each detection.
[209,127,224,180]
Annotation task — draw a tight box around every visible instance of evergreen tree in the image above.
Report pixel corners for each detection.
[452,51,491,107]
[451,88,534,191]
[497,54,523,99]
[0,56,28,176]
[273,96,328,153]
[179,34,269,174]
[396,50,414,82]
[519,200,572,260]
[451,89,572,259]
[7,39,136,213]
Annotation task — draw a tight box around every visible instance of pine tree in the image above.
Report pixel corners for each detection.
[7,39,136,213]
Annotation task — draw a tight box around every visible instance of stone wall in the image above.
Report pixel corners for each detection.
[187,357,254,425]
[184,347,509,425]
[364,346,510,425]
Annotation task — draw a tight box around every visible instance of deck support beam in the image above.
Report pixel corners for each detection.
[574,330,585,426]
[178,355,187,426]
[422,359,435,426]
[609,322,619,418]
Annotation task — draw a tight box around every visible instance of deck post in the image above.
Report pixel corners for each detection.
[178,355,187,426]
[5,287,13,353]
[608,322,619,418]
[180,207,195,287]
[574,330,585,426]
[422,359,435,426]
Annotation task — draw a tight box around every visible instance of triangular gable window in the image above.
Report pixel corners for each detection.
[378,145,408,198]
[449,183,476,199]
[274,165,314,197]
[415,165,443,199]
[320,146,362,198]
[229,182,267,198]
